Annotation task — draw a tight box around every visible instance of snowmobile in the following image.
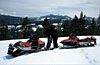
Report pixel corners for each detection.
[60,36,97,48]
[7,39,45,57]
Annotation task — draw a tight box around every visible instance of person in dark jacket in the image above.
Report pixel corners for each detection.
[27,33,39,42]
[45,25,58,50]
[27,33,40,49]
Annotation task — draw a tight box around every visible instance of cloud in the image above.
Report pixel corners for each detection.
[0,8,17,16]
[0,9,4,15]
[11,12,17,16]
[0,0,100,17]
[74,0,100,17]
[0,9,3,12]
[12,12,16,15]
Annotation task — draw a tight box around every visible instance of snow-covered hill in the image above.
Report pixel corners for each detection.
[0,36,100,65]
[39,14,72,21]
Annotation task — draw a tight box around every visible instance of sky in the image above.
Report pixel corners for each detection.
[0,0,100,18]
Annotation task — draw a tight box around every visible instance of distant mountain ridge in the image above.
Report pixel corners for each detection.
[0,14,72,25]
[0,14,23,25]
[39,14,72,20]
[0,14,95,25]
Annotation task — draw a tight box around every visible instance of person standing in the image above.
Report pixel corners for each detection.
[45,25,58,50]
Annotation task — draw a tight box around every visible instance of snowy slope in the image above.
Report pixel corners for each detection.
[0,36,100,65]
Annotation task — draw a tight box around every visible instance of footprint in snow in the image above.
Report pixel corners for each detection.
[80,49,99,64]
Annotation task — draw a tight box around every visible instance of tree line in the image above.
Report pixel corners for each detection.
[0,12,100,40]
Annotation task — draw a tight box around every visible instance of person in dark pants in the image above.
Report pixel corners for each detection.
[46,25,58,50]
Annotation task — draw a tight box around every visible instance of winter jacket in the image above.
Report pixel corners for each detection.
[47,25,58,38]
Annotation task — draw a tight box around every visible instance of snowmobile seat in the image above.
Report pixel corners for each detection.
[78,37,89,42]
[14,41,22,47]
[62,40,77,46]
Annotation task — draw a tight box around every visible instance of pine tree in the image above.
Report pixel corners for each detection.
[21,17,34,38]
[42,17,50,37]
[97,14,100,35]
[57,20,63,37]
[63,19,70,36]
[0,20,11,40]
[70,15,79,35]
[36,27,44,37]
[18,31,24,39]
[83,15,89,35]
[78,12,87,35]
[90,18,97,35]
[80,11,83,19]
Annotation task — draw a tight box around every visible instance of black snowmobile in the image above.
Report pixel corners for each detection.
[7,34,45,57]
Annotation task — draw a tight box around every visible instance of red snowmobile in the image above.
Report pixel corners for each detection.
[7,39,45,57]
[60,36,96,47]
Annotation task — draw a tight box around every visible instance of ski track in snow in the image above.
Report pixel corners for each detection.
[80,47,99,65]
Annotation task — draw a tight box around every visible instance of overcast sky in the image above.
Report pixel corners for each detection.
[0,0,100,18]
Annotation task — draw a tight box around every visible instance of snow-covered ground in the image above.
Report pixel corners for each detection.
[0,36,100,65]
